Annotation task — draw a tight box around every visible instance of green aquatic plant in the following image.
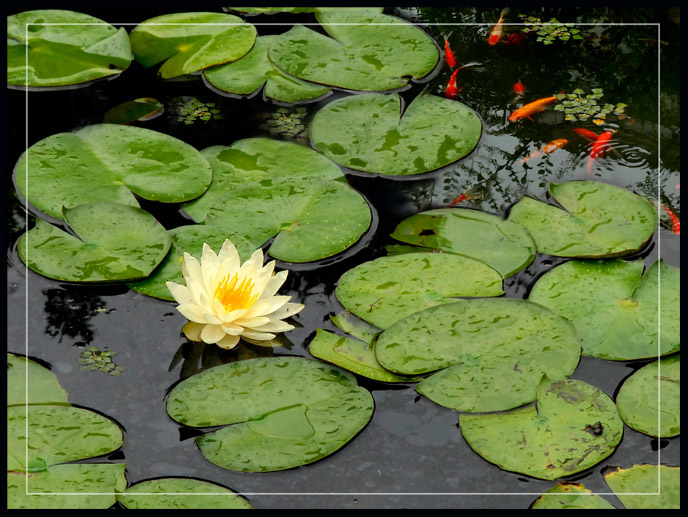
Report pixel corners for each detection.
[171,97,224,125]
[553,88,627,124]
[258,106,310,143]
[519,15,583,45]
[78,347,124,376]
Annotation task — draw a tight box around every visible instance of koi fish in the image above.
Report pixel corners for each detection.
[509,95,558,122]
[661,204,680,235]
[520,139,567,163]
[513,80,526,96]
[448,187,478,206]
[488,8,510,45]
[444,34,456,68]
[573,128,599,143]
[586,131,612,173]
[444,62,479,99]
[505,31,526,46]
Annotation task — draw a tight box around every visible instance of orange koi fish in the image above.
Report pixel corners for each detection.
[513,80,526,96]
[488,8,510,45]
[505,31,526,46]
[444,34,456,68]
[444,62,479,99]
[661,204,680,235]
[520,139,567,163]
[509,95,558,122]
[449,187,478,206]
[573,128,599,143]
[586,131,613,173]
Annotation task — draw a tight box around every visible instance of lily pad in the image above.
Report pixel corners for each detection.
[530,482,616,509]
[460,378,623,480]
[376,299,581,412]
[18,203,172,283]
[528,259,680,360]
[7,404,124,472]
[507,181,656,257]
[14,123,213,221]
[330,310,381,344]
[268,10,438,91]
[615,354,680,437]
[7,353,69,406]
[603,464,680,509]
[308,329,419,383]
[103,98,164,125]
[181,138,372,263]
[129,12,257,79]
[335,252,504,329]
[310,92,482,176]
[7,464,127,510]
[7,10,132,88]
[166,356,374,472]
[117,478,252,509]
[390,208,536,277]
[127,224,259,301]
[204,35,331,103]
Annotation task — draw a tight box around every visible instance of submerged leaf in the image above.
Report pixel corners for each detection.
[117,478,252,509]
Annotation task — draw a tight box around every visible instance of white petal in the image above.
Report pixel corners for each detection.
[251,261,276,295]
[217,308,248,323]
[182,321,204,342]
[181,253,203,286]
[202,311,222,325]
[200,324,226,344]
[258,270,288,300]
[166,282,193,305]
[176,303,208,324]
[201,243,220,294]
[216,334,240,350]
[248,320,295,333]
[243,296,291,318]
[240,330,276,341]
[218,240,240,273]
[268,302,305,321]
[221,322,245,335]
[235,316,271,328]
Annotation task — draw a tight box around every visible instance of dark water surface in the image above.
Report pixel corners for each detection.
[6,6,680,509]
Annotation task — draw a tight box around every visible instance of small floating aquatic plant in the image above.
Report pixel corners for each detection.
[258,106,309,143]
[79,347,124,376]
[553,88,627,124]
[519,15,583,45]
[171,96,223,125]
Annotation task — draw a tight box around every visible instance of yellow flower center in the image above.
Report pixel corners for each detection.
[214,274,259,312]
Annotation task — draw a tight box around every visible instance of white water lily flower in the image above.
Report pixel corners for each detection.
[166,239,304,350]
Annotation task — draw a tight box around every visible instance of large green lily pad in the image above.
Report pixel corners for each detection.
[14,123,212,220]
[129,12,256,79]
[507,181,656,257]
[460,378,623,480]
[18,203,171,283]
[528,259,680,360]
[7,353,69,406]
[117,478,252,509]
[7,404,124,472]
[166,356,374,472]
[311,93,482,176]
[390,208,536,277]
[530,483,616,509]
[127,224,259,301]
[7,10,132,88]
[7,464,127,509]
[181,138,372,263]
[376,299,581,412]
[603,464,680,509]
[335,252,504,330]
[204,35,331,103]
[615,354,680,437]
[269,10,438,91]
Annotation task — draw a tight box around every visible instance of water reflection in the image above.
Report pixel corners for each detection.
[43,288,109,346]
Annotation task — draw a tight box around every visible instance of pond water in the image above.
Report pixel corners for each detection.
[6,6,680,509]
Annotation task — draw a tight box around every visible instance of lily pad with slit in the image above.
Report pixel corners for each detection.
[166,356,374,472]
[268,10,438,92]
[129,12,256,79]
[7,464,127,510]
[7,10,132,89]
[615,354,680,437]
[181,138,372,263]
[376,299,581,412]
[204,35,331,103]
[506,181,656,257]
[335,252,504,330]
[127,224,260,301]
[390,208,536,277]
[603,464,680,509]
[528,259,680,360]
[460,378,623,480]
[117,478,252,509]
[18,203,172,283]
[530,482,616,509]
[311,92,482,175]
[7,353,69,406]
[7,404,124,472]
[14,123,213,220]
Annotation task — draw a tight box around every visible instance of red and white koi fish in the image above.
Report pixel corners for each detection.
[444,61,480,99]
[661,204,680,235]
[586,131,613,174]
[573,128,600,143]
[488,8,510,45]
[509,95,558,122]
[520,139,568,163]
[444,33,456,68]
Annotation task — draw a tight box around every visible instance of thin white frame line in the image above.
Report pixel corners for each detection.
[23,491,666,497]
[20,19,666,499]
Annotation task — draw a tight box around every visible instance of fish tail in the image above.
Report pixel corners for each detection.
[586,156,594,174]
[500,7,511,17]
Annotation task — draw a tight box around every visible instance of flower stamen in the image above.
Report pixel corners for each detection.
[214,273,259,312]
